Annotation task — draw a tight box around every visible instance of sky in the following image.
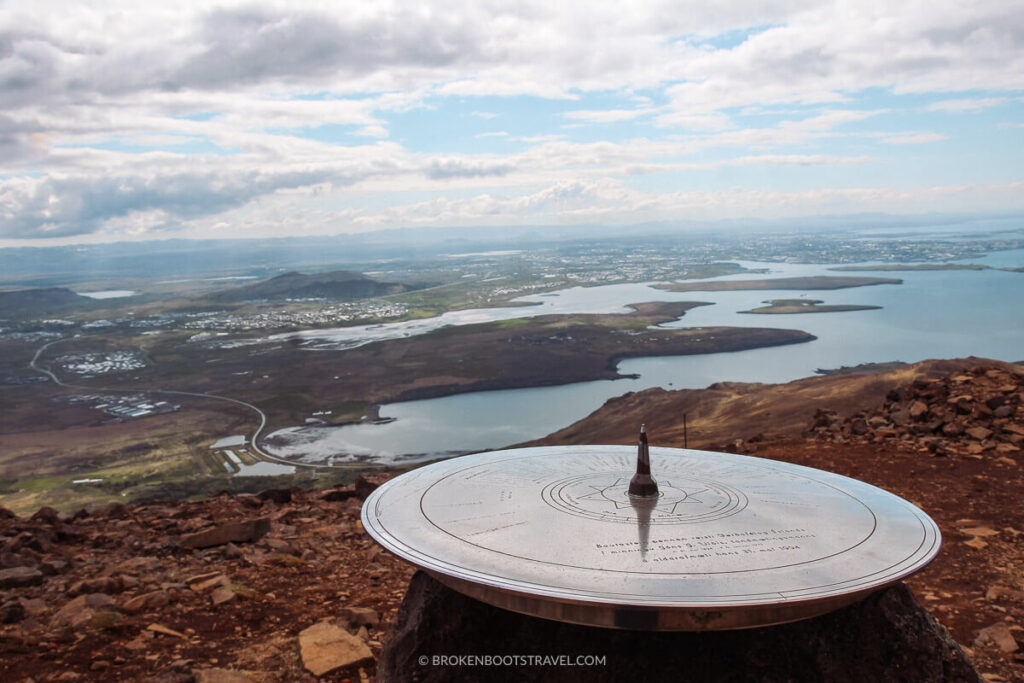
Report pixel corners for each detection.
[1,0,1023,246]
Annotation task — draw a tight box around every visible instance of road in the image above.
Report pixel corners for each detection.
[29,338,317,469]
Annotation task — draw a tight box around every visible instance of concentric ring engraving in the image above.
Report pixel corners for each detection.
[542,472,747,524]
[362,446,942,630]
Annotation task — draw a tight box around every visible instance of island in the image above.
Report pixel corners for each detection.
[653,275,902,292]
[739,299,882,314]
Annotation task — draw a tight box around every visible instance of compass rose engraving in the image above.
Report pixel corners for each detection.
[579,477,711,514]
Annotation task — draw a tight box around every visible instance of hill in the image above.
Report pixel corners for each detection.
[1,359,1022,681]
[210,271,412,302]
[0,287,96,316]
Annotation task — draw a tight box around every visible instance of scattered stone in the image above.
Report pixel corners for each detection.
[960,527,999,538]
[257,489,292,505]
[965,538,989,550]
[52,593,116,629]
[339,606,380,628]
[975,622,1019,653]
[210,587,236,606]
[181,518,271,549]
[0,566,44,589]
[191,574,230,593]
[321,485,358,502]
[194,669,253,683]
[30,507,61,524]
[148,623,188,639]
[122,590,171,614]
[966,426,993,441]
[298,621,374,676]
[0,599,25,623]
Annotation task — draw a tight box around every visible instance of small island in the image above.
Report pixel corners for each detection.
[654,275,902,292]
[739,299,882,315]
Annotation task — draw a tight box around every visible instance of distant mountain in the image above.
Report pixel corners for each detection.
[0,287,96,316]
[209,270,412,302]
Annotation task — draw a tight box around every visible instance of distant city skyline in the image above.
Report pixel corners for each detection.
[2,0,1023,246]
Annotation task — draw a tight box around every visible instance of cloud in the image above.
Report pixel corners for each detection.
[927,97,1014,112]
[563,108,656,123]
[882,132,949,144]
[424,158,515,180]
[2,1,1023,242]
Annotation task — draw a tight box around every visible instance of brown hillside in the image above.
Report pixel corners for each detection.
[2,359,1023,681]
[536,357,1024,452]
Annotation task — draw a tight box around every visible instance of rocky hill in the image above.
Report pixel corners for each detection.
[209,271,412,302]
[2,359,1023,681]
[0,288,97,316]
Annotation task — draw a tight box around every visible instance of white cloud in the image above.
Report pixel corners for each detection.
[2,1,1023,241]
[927,97,1013,112]
[882,132,949,144]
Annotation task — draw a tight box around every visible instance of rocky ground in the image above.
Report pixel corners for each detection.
[1,359,1023,682]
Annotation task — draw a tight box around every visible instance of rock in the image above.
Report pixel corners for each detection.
[114,557,160,575]
[235,494,262,509]
[257,489,291,504]
[379,572,979,683]
[966,426,993,440]
[263,538,294,554]
[909,401,929,419]
[960,526,999,537]
[942,422,965,437]
[147,623,188,639]
[0,566,44,589]
[30,507,61,524]
[40,559,69,575]
[850,419,870,436]
[210,587,236,606]
[965,538,989,550]
[985,586,1024,603]
[191,575,229,593]
[975,622,1019,653]
[0,506,17,519]
[180,518,271,549]
[298,621,374,676]
[342,498,364,517]
[52,593,115,629]
[339,606,380,628]
[321,485,358,502]
[122,590,171,614]
[194,669,253,683]
[355,473,393,499]
[0,599,25,623]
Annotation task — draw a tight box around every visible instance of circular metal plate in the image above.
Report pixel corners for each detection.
[362,446,940,630]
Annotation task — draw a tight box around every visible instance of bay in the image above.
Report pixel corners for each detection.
[262,253,1024,465]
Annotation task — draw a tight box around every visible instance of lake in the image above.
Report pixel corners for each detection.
[261,253,1024,465]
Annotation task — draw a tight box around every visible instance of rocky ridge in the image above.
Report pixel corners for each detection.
[0,474,413,682]
[807,365,1022,460]
[2,360,1024,681]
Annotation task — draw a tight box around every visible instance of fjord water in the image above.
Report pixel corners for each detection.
[262,255,1024,465]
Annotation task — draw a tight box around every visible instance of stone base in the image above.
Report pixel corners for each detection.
[379,571,979,683]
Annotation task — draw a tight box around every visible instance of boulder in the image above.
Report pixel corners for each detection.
[974,622,1019,653]
[0,566,44,589]
[180,518,271,549]
[379,572,979,683]
[298,621,374,676]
